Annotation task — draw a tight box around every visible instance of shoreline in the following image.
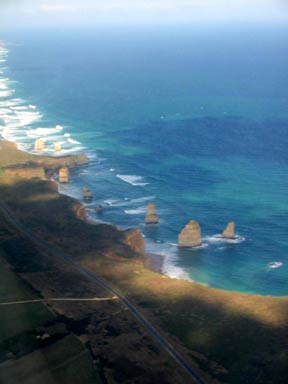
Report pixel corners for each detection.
[0,138,287,298]
[1,131,288,384]
[0,41,287,297]
[1,33,288,384]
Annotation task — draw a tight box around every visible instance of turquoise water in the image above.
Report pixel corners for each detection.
[1,26,288,295]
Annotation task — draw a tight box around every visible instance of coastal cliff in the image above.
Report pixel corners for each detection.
[72,201,87,221]
[0,141,287,384]
[4,165,46,180]
[0,140,88,175]
[123,228,145,254]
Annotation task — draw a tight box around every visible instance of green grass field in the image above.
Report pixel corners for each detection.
[0,251,101,384]
[0,252,53,343]
[0,336,100,384]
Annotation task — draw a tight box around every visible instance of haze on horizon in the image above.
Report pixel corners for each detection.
[0,0,288,29]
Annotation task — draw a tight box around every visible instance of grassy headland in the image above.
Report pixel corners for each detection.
[0,140,287,384]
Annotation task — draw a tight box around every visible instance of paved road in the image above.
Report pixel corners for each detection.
[0,203,207,384]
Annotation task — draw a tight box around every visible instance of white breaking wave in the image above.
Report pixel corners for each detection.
[0,99,22,107]
[10,106,28,111]
[124,207,147,215]
[129,195,155,204]
[116,174,148,186]
[267,261,283,269]
[104,199,119,206]
[0,41,85,160]
[164,265,192,281]
[67,137,81,144]
[204,234,245,244]
[27,126,63,137]
[0,90,13,98]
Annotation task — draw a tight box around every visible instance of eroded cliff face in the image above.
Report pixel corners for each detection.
[72,201,87,221]
[4,166,46,180]
[178,220,202,248]
[37,153,88,171]
[0,140,88,171]
[123,229,145,255]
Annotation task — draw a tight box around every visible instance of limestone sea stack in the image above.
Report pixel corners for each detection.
[54,142,62,152]
[178,220,202,248]
[58,166,69,183]
[222,222,235,239]
[145,202,159,225]
[34,138,45,151]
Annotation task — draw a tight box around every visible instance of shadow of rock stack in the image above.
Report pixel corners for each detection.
[222,222,235,239]
[178,220,202,248]
[145,202,159,225]
[34,138,45,151]
[58,166,69,183]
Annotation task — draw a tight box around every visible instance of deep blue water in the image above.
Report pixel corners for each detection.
[1,26,288,295]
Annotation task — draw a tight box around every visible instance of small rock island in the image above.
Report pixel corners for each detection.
[54,142,62,152]
[178,220,202,248]
[222,222,235,239]
[82,187,93,200]
[34,138,45,151]
[59,166,69,183]
[145,201,159,224]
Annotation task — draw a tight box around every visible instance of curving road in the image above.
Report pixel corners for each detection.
[0,203,207,384]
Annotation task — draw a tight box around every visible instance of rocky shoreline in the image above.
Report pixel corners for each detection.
[1,138,288,383]
[0,139,167,273]
[0,139,149,259]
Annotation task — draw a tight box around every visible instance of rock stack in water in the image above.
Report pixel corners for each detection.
[145,202,159,225]
[59,166,69,183]
[178,220,202,248]
[222,222,235,239]
[82,187,93,200]
[54,142,62,152]
[34,138,45,151]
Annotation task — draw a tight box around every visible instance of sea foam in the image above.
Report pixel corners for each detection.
[116,174,148,186]
[67,137,81,144]
[124,207,147,215]
[205,234,245,244]
[267,262,283,269]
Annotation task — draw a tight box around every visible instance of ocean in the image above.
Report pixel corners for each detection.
[0,25,288,295]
